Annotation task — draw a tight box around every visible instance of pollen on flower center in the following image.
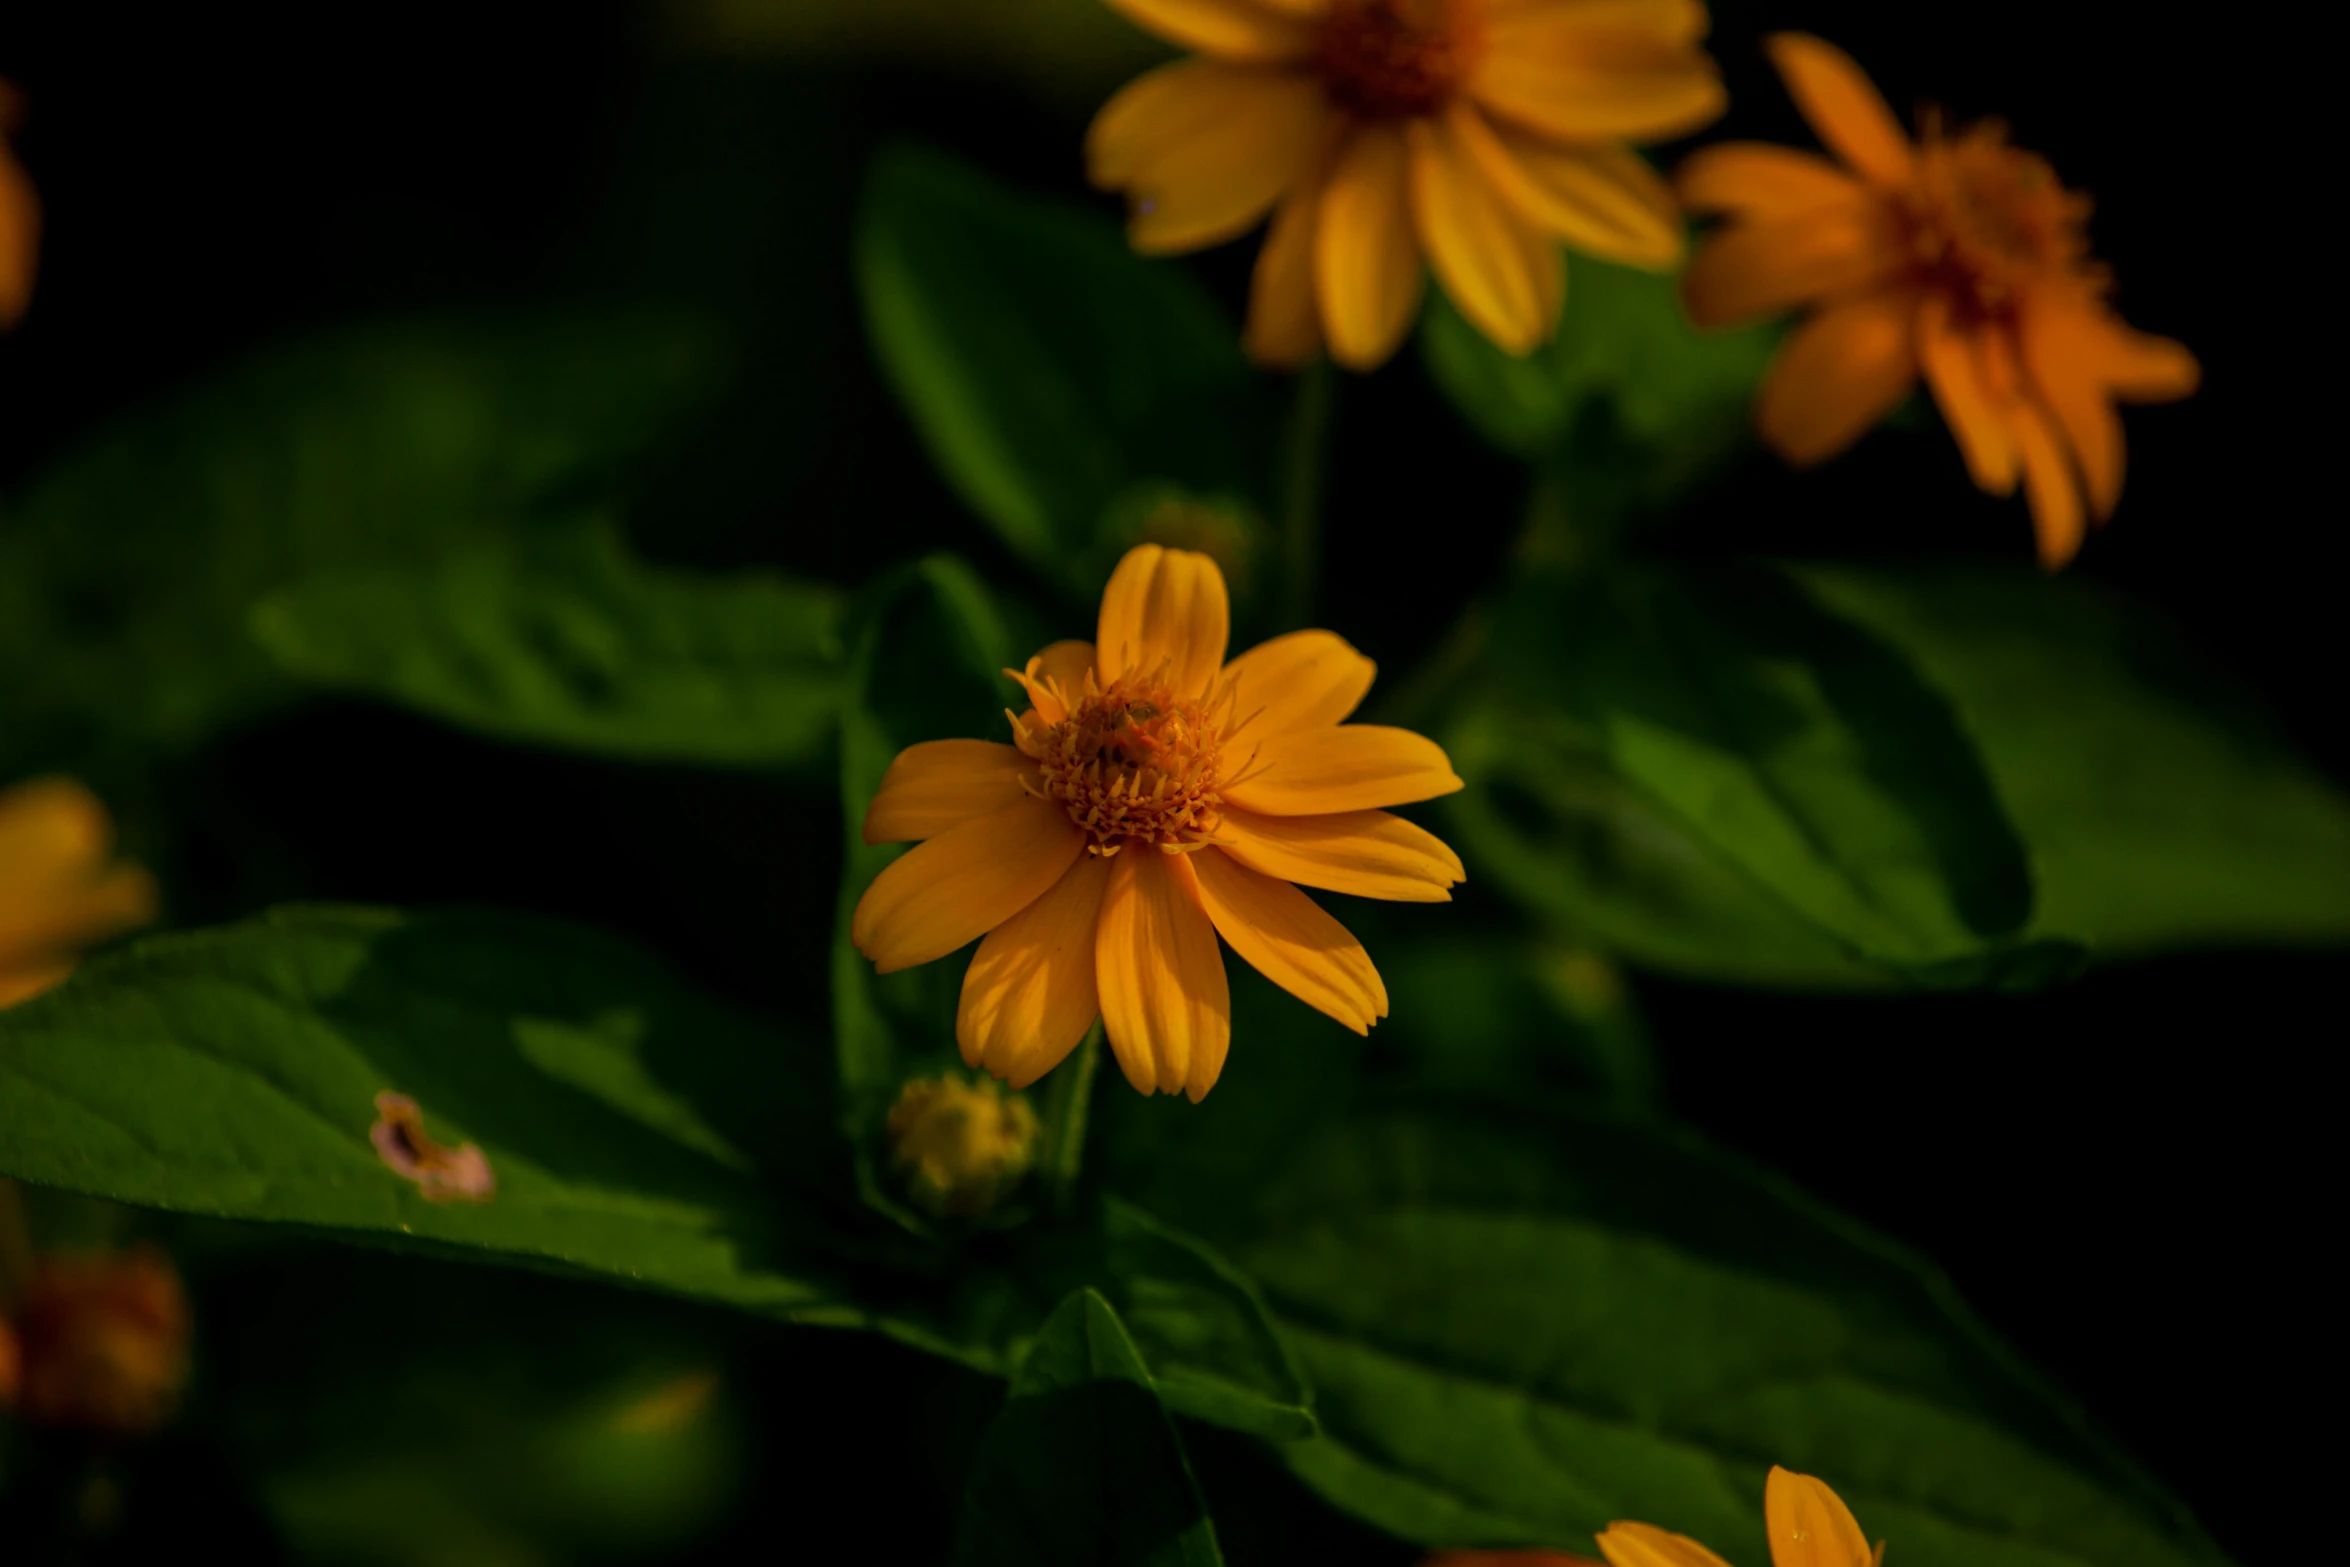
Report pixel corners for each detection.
[1016,673,1237,854]
[1317,0,1477,120]
[1907,125,2093,315]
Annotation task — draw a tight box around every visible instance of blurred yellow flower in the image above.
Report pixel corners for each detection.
[1,1244,193,1436]
[0,779,160,1010]
[1678,34,2197,567]
[853,543,1464,1102]
[0,80,38,330]
[1087,0,1724,370]
[887,1074,1043,1216]
[1596,1466,1884,1567]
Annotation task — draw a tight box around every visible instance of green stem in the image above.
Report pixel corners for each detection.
[1042,1021,1104,1215]
[1278,359,1336,627]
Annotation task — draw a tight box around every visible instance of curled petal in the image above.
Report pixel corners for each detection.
[958,854,1111,1089]
[863,740,1035,845]
[1764,1467,1876,1567]
[1223,725,1464,815]
[1096,850,1231,1101]
[1596,1521,1739,1567]
[1098,543,1231,694]
[1754,285,1921,465]
[1676,141,1868,221]
[1102,0,1318,61]
[1918,293,2019,496]
[1764,32,1915,188]
[1215,807,1463,902]
[1222,628,1376,735]
[1680,204,1901,329]
[1408,105,1563,354]
[852,796,1086,974]
[1315,123,1424,371]
[1192,848,1386,1033]
[1468,114,1685,270]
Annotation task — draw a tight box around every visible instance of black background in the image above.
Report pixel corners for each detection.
[0,3,2322,1562]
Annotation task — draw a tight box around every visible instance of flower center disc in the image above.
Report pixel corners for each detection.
[1910,130,2091,315]
[1318,0,1473,119]
[1029,681,1226,853]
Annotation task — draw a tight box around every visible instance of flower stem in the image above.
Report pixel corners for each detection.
[1278,359,1336,626]
[1042,1021,1104,1216]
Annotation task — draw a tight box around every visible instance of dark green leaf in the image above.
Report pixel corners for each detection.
[1103,1037,2232,1567]
[952,1290,1224,1567]
[1460,561,2034,976]
[0,313,726,776]
[856,144,1267,598]
[250,521,846,769]
[1791,563,2350,954]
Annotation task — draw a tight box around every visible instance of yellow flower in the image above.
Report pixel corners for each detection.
[1596,1466,1884,1567]
[1,1244,193,1436]
[887,1074,1044,1217]
[0,80,38,330]
[1677,35,2197,568]
[852,544,1465,1102]
[1087,0,1724,370]
[0,778,160,1010]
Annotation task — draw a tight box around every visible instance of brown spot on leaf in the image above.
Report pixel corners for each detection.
[370,1092,496,1204]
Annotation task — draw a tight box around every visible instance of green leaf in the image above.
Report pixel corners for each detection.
[0,312,726,776]
[1790,563,2350,955]
[1103,1041,2232,1567]
[952,1290,1224,1567]
[0,905,870,1321]
[1420,256,1776,520]
[856,144,1267,599]
[1459,560,2035,977]
[250,521,846,769]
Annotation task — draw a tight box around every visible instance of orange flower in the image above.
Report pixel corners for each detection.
[1677,35,2197,568]
[1596,1467,1884,1567]
[0,778,160,1009]
[0,80,38,330]
[851,544,1465,1102]
[1087,0,1724,370]
[2,1245,193,1436]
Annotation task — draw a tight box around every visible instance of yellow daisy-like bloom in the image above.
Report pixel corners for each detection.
[1,80,38,330]
[1596,1466,1884,1567]
[851,544,1465,1102]
[0,779,159,1010]
[1087,0,1725,371]
[1677,35,2198,568]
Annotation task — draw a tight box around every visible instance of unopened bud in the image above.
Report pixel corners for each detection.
[886,1075,1042,1218]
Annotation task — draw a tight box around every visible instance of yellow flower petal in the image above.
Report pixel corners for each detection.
[1097,543,1231,695]
[1099,65,1332,256]
[1679,204,1901,329]
[1215,806,1462,902]
[0,779,158,977]
[2020,296,2125,521]
[1764,1467,1874,1567]
[1315,123,1424,371]
[2012,394,2087,569]
[862,740,1037,845]
[1596,1521,1739,1567]
[1917,293,2019,497]
[851,795,1086,975]
[1246,166,1326,368]
[1764,33,1915,189]
[1468,112,1685,270]
[1102,0,1318,62]
[1222,628,1376,735]
[2082,312,2200,403]
[1408,105,1562,356]
[1754,285,1921,466]
[958,853,1111,1088]
[1223,725,1464,815]
[1675,142,1867,221]
[1470,3,1725,144]
[1096,849,1231,1101]
[1191,847,1387,1032]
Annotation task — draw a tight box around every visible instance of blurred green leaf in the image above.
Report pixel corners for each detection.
[856,145,1267,599]
[1103,1035,2232,1567]
[250,520,846,769]
[0,905,871,1321]
[1453,560,2036,979]
[952,1290,1224,1567]
[1791,564,2350,955]
[0,312,725,777]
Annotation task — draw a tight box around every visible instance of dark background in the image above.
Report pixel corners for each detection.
[0,4,2321,1562]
